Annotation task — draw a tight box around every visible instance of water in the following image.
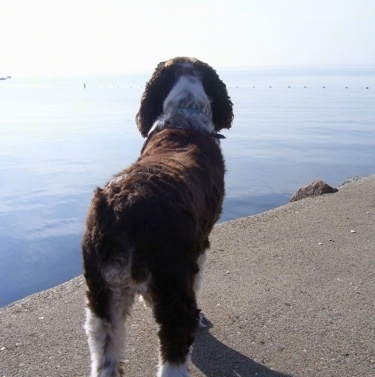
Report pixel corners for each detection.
[0,67,374,306]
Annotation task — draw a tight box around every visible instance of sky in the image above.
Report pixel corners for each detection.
[1,0,375,77]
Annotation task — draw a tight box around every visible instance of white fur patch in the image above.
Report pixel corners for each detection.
[162,75,213,132]
[84,284,136,377]
[85,308,126,377]
[163,75,208,109]
[194,251,208,328]
[108,173,128,186]
[157,361,190,377]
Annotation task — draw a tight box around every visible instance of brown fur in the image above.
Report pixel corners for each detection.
[82,57,233,376]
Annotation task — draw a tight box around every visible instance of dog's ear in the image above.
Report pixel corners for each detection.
[196,61,234,132]
[136,61,177,137]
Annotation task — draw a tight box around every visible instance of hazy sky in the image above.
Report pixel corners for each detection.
[1,0,374,77]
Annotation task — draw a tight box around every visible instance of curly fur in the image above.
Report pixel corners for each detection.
[136,57,233,137]
[82,57,233,377]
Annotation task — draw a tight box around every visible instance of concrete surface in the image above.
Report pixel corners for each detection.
[1,175,374,377]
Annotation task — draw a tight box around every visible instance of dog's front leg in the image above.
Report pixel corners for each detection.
[193,250,208,328]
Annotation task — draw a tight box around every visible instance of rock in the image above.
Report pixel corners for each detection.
[290,180,338,202]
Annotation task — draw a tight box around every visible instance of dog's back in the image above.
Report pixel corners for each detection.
[83,126,224,295]
[82,57,233,377]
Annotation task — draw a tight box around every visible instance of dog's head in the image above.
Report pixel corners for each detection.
[136,57,234,137]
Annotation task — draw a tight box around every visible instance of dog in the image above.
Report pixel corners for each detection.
[82,57,233,377]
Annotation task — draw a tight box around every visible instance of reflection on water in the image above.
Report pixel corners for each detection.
[0,68,374,306]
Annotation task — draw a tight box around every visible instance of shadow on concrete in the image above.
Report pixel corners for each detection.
[192,326,293,377]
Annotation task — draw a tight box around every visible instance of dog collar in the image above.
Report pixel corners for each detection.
[172,108,226,142]
[210,131,226,145]
[174,107,206,117]
[212,132,226,140]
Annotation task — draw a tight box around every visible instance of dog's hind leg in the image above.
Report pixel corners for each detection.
[150,269,199,377]
[84,284,135,377]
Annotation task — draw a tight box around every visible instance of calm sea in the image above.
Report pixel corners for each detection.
[0,67,374,306]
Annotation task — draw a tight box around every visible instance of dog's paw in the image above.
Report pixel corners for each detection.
[157,361,190,377]
[198,311,208,328]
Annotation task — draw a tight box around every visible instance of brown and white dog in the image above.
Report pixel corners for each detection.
[82,57,233,377]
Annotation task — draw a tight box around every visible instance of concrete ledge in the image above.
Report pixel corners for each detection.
[1,175,374,376]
